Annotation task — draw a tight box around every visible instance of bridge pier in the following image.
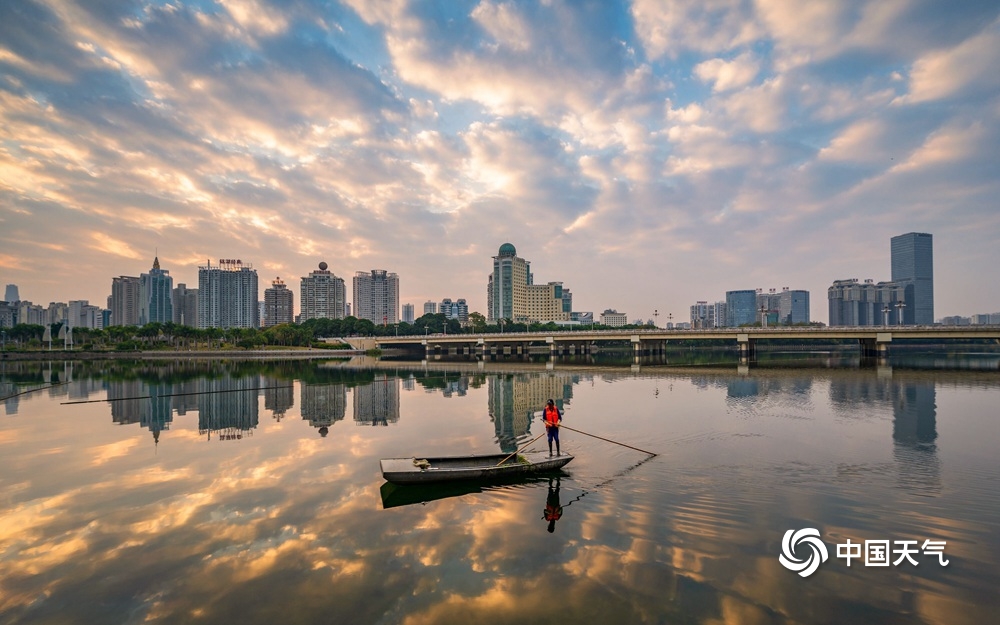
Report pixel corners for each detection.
[737,333,756,363]
[859,338,874,358]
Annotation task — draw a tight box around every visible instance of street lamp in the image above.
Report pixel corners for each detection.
[895,301,906,326]
[668,313,673,329]
[760,305,767,328]
[882,305,891,326]
[654,309,659,328]
[499,318,506,334]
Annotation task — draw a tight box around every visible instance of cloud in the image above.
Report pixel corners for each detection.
[470,1,532,52]
[1,0,998,319]
[900,19,1000,103]
[630,0,761,58]
[694,52,761,92]
[89,233,144,260]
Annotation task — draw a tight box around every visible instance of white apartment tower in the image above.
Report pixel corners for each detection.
[353,269,399,325]
[300,262,346,321]
[197,259,259,329]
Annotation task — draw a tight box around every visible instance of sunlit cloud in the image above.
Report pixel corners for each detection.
[0,0,997,320]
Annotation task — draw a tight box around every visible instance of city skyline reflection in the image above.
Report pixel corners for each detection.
[0,357,997,624]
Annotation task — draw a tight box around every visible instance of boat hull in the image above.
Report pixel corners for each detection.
[380,451,573,485]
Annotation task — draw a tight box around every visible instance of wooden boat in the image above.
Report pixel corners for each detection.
[380,450,573,485]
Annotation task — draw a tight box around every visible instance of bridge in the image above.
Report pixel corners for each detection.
[373,326,1000,361]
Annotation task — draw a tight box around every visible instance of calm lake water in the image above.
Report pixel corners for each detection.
[1,355,998,624]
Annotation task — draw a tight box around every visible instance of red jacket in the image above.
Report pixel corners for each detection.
[543,405,562,427]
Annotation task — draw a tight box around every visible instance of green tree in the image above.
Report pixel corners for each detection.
[468,312,487,332]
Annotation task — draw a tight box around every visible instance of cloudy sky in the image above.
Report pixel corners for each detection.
[2,0,999,323]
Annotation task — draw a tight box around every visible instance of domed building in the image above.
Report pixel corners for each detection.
[300,262,346,322]
[488,243,572,324]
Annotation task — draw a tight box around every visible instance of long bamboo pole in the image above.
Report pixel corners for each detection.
[560,424,657,457]
[0,382,69,402]
[61,385,294,405]
[495,430,547,467]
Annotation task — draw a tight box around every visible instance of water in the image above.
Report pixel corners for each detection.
[1,356,998,624]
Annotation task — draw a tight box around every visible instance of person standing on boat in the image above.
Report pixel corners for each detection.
[543,399,563,456]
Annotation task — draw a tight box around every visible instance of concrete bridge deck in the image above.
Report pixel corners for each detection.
[372,326,1000,360]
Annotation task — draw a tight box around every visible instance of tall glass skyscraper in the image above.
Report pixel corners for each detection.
[725,290,757,326]
[139,256,173,325]
[891,232,933,325]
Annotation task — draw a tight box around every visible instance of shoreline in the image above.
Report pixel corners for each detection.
[0,349,367,361]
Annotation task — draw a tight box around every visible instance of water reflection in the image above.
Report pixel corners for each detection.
[543,477,563,533]
[827,371,941,495]
[262,376,293,420]
[0,357,997,624]
[488,373,577,452]
[892,381,940,496]
[301,383,347,433]
[353,374,399,426]
[107,380,174,444]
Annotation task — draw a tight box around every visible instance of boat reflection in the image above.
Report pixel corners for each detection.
[379,471,571,509]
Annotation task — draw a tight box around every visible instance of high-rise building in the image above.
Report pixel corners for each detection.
[353,269,399,325]
[757,289,782,318]
[690,301,718,328]
[0,302,14,328]
[172,283,198,327]
[423,301,437,315]
[401,303,415,324]
[68,300,101,329]
[139,256,173,325]
[300,262,346,322]
[111,276,141,326]
[600,309,628,327]
[487,243,570,323]
[891,232,933,325]
[713,301,728,327]
[438,298,470,323]
[725,290,757,326]
[779,289,810,325]
[197,259,259,329]
[755,288,810,325]
[526,282,571,323]
[16,301,45,325]
[47,302,69,326]
[3,285,19,303]
[263,277,294,326]
[488,243,529,322]
[828,279,905,326]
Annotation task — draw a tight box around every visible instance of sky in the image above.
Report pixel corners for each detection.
[1,0,999,324]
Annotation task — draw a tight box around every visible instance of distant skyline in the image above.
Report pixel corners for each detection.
[2,1,999,323]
